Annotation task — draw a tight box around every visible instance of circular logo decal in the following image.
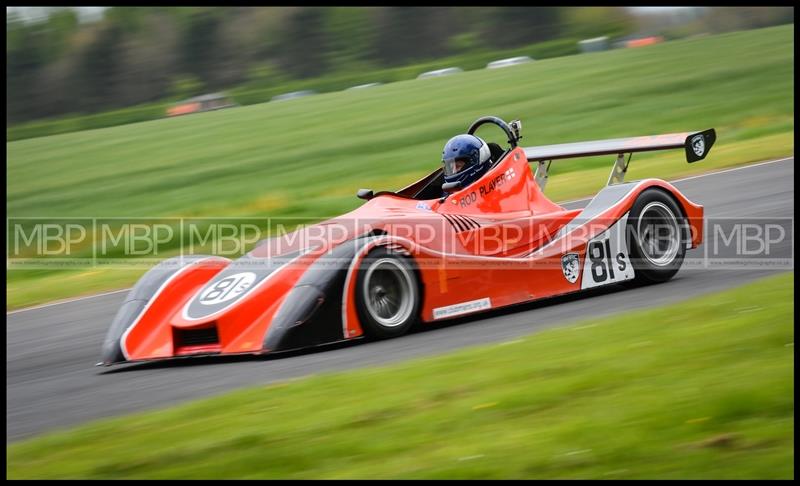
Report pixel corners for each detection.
[198,272,257,305]
[691,135,705,157]
[561,253,580,284]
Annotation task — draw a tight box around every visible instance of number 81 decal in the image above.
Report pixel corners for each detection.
[581,214,635,289]
[588,240,625,282]
[198,272,257,305]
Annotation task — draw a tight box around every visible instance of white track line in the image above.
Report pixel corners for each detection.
[7,156,793,315]
[6,288,132,315]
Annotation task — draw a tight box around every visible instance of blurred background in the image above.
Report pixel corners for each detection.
[5,6,793,131]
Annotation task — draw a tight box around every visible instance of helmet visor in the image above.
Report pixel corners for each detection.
[443,156,471,177]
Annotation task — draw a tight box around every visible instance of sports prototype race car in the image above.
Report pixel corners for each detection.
[100,116,715,365]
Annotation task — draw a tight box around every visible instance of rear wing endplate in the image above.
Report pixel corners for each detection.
[523,129,716,189]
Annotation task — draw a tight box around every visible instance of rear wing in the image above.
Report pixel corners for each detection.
[523,129,716,189]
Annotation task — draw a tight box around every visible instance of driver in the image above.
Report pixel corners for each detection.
[441,134,492,193]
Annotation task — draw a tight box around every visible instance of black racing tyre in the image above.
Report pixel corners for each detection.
[355,246,421,339]
[626,189,689,284]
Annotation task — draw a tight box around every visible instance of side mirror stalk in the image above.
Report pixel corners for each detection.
[441,181,462,194]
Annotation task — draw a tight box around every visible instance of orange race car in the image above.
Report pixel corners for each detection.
[100,116,715,366]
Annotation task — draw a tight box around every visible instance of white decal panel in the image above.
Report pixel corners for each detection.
[197,272,257,305]
[433,298,491,319]
[581,213,635,289]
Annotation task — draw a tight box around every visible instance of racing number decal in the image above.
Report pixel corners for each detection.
[183,252,303,321]
[198,272,257,305]
[588,240,609,282]
[587,240,628,284]
[581,214,635,289]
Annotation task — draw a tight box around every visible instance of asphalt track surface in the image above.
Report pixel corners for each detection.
[7,157,794,442]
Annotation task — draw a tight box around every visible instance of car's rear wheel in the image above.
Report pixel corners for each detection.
[355,247,420,339]
[627,189,688,284]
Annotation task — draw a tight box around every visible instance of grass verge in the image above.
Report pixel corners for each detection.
[7,272,794,479]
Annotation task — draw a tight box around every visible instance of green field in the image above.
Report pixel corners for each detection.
[6,25,794,310]
[7,272,794,479]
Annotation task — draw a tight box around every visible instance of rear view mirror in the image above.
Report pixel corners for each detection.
[357,188,374,200]
[441,181,462,194]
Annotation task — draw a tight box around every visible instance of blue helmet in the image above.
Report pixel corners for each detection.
[442,134,492,188]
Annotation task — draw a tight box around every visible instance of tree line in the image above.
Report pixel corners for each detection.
[6,7,792,125]
[6,7,637,124]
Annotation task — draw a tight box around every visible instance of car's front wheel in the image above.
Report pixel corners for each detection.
[355,247,421,339]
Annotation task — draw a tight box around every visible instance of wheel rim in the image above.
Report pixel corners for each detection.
[636,202,681,266]
[362,258,415,328]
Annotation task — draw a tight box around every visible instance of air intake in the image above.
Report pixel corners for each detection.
[174,325,219,348]
[442,214,481,232]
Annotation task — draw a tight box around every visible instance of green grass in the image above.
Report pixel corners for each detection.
[6,37,580,142]
[5,25,795,309]
[7,272,794,479]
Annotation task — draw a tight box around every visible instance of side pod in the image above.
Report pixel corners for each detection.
[263,238,375,352]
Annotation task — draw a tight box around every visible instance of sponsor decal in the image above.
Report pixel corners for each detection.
[197,272,257,305]
[478,170,515,198]
[416,201,432,212]
[561,253,580,284]
[458,191,478,207]
[457,167,518,208]
[691,134,705,158]
[433,297,491,319]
